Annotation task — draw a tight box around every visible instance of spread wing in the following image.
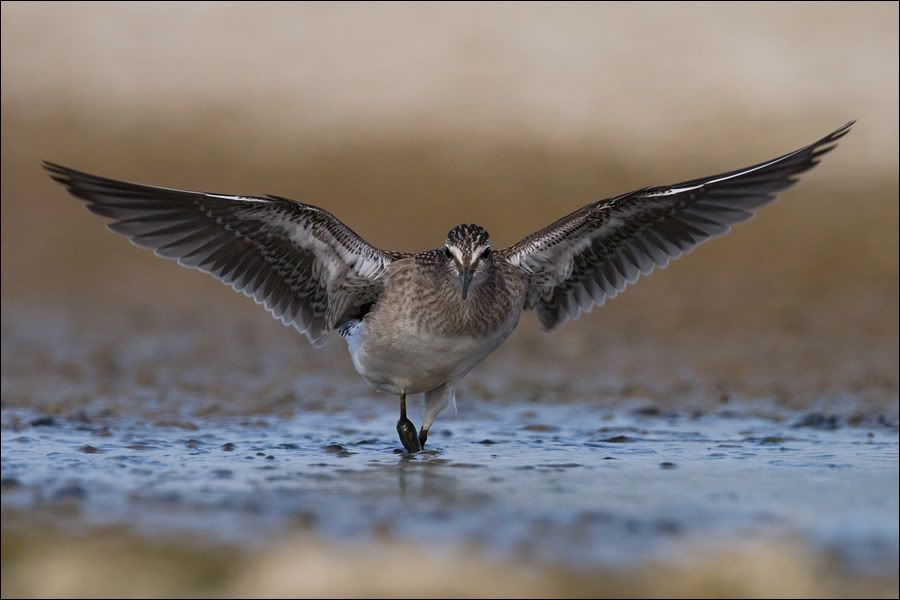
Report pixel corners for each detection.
[500,122,854,330]
[44,162,409,345]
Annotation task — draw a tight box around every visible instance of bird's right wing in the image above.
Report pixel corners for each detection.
[44,162,409,345]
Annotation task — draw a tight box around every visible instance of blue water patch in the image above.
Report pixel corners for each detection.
[2,402,897,576]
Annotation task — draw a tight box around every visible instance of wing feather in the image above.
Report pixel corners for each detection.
[501,122,854,330]
[44,162,408,344]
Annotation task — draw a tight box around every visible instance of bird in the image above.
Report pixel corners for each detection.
[44,122,853,452]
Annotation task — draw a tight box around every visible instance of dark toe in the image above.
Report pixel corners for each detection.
[418,428,428,448]
[397,417,421,453]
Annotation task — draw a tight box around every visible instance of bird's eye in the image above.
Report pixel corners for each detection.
[443,246,452,259]
[479,248,492,260]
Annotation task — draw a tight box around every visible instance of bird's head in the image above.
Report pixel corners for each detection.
[443,224,492,300]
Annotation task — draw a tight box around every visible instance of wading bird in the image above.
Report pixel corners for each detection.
[45,122,852,452]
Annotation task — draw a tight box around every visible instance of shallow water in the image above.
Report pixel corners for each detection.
[2,306,898,596]
[3,400,898,576]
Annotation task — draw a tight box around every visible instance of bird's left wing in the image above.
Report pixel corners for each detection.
[44,162,410,344]
[499,122,853,330]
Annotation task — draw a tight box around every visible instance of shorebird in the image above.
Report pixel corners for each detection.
[45,122,852,452]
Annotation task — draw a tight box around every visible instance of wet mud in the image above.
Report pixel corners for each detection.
[2,306,898,597]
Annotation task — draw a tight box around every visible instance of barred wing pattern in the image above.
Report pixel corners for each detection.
[44,163,407,345]
[500,122,853,330]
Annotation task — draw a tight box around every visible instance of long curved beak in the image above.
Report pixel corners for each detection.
[460,266,474,300]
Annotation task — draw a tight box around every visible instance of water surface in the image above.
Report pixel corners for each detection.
[4,401,897,575]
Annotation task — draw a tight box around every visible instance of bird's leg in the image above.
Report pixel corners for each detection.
[396,392,421,453]
[419,384,455,449]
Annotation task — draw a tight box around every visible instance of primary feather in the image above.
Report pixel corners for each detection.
[43,162,409,345]
[500,121,854,329]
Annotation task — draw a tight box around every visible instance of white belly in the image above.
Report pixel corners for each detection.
[344,320,512,395]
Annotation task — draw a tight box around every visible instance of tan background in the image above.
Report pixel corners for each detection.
[1,2,897,401]
[1,7,898,597]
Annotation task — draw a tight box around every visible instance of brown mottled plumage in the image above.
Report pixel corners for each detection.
[374,250,526,339]
[43,121,852,451]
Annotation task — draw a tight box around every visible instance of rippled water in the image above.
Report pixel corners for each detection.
[3,401,897,575]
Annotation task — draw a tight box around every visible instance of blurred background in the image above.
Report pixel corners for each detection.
[2,3,897,381]
[3,1,897,309]
[2,2,898,598]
